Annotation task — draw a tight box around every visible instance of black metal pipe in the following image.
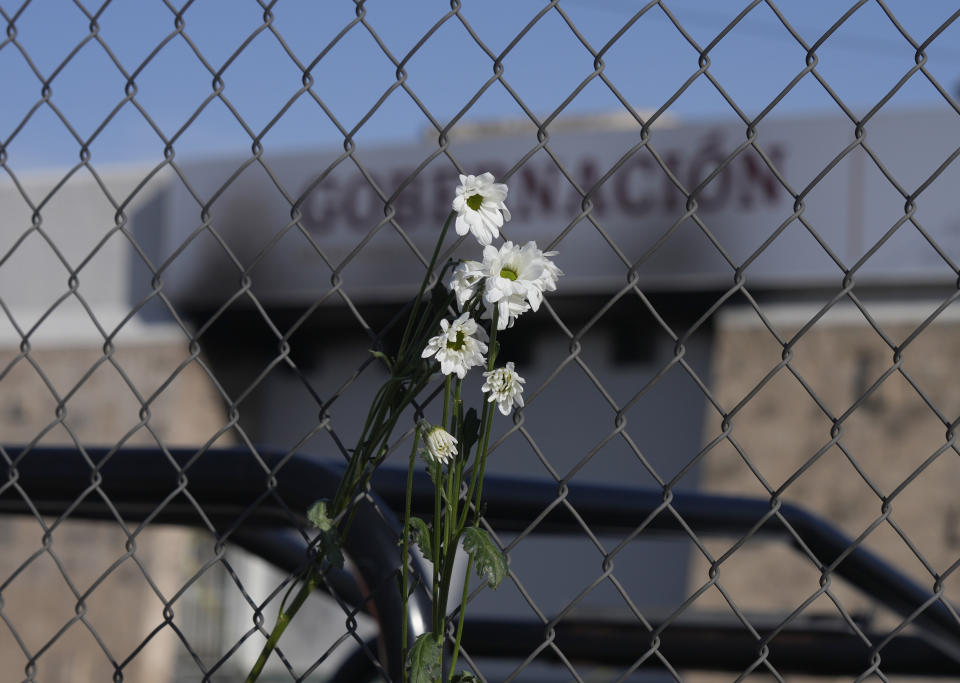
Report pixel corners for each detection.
[0,446,431,682]
[229,527,367,611]
[5,446,960,676]
[313,614,960,679]
[461,616,960,676]
[371,468,960,666]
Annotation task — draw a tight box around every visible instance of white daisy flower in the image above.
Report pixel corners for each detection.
[528,242,562,296]
[421,424,458,465]
[481,362,526,416]
[421,312,488,379]
[476,241,562,330]
[449,260,483,308]
[452,172,511,246]
[482,291,530,330]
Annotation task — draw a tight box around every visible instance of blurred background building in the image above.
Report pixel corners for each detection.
[3,1,960,680]
[4,105,960,680]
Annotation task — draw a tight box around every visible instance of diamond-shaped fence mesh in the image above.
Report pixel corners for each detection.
[3,0,960,681]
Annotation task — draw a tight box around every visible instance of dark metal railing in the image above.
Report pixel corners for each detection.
[0,446,431,682]
[3,446,959,678]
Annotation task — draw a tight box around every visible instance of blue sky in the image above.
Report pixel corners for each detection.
[2,0,959,171]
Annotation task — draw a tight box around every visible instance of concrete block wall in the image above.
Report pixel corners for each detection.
[688,302,960,681]
[0,340,228,683]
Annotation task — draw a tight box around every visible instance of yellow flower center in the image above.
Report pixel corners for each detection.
[466,193,484,211]
[446,331,466,350]
[499,267,518,281]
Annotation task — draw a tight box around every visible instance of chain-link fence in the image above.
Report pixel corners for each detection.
[3,0,960,681]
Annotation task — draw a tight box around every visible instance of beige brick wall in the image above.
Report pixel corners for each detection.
[689,304,960,680]
[0,341,228,683]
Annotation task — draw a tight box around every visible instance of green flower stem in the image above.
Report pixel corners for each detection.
[435,523,461,651]
[407,285,451,360]
[442,375,451,431]
[341,373,431,509]
[472,307,500,519]
[471,446,494,527]
[457,398,489,533]
[431,460,443,632]
[249,371,430,683]
[458,306,499,532]
[470,406,496,525]
[444,467,455,557]
[340,376,431,538]
[336,380,397,509]
[447,396,494,678]
[444,381,461,561]
[453,380,463,437]
[247,204,451,683]
[400,429,421,683]
[398,211,455,361]
[244,566,320,683]
[452,448,468,535]
[440,427,461,630]
[445,310,504,678]
[440,311,502,672]
[432,371,454,655]
[336,380,397,510]
[450,380,466,533]
[487,308,500,371]
[448,555,473,679]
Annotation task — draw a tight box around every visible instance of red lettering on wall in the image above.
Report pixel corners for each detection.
[738,145,785,209]
[341,175,382,231]
[391,169,422,228]
[614,153,656,214]
[432,168,451,224]
[302,177,338,235]
[567,158,606,217]
[687,133,731,211]
[661,151,684,213]
[518,163,556,219]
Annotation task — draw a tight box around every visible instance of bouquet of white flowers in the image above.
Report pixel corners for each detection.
[246,172,560,683]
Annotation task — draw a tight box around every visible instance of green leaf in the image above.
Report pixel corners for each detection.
[408,516,434,558]
[406,632,442,683]
[428,278,452,315]
[307,500,334,531]
[461,527,508,589]
[318,528,344,569]
[451,672,480,683]
[368,348,394,371]
[398,569,425,599]
[425,460,443,489]
[459,408,482,460]
[308,503,343,570]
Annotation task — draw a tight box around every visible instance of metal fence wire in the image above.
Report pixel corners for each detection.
[2,0,960,681]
